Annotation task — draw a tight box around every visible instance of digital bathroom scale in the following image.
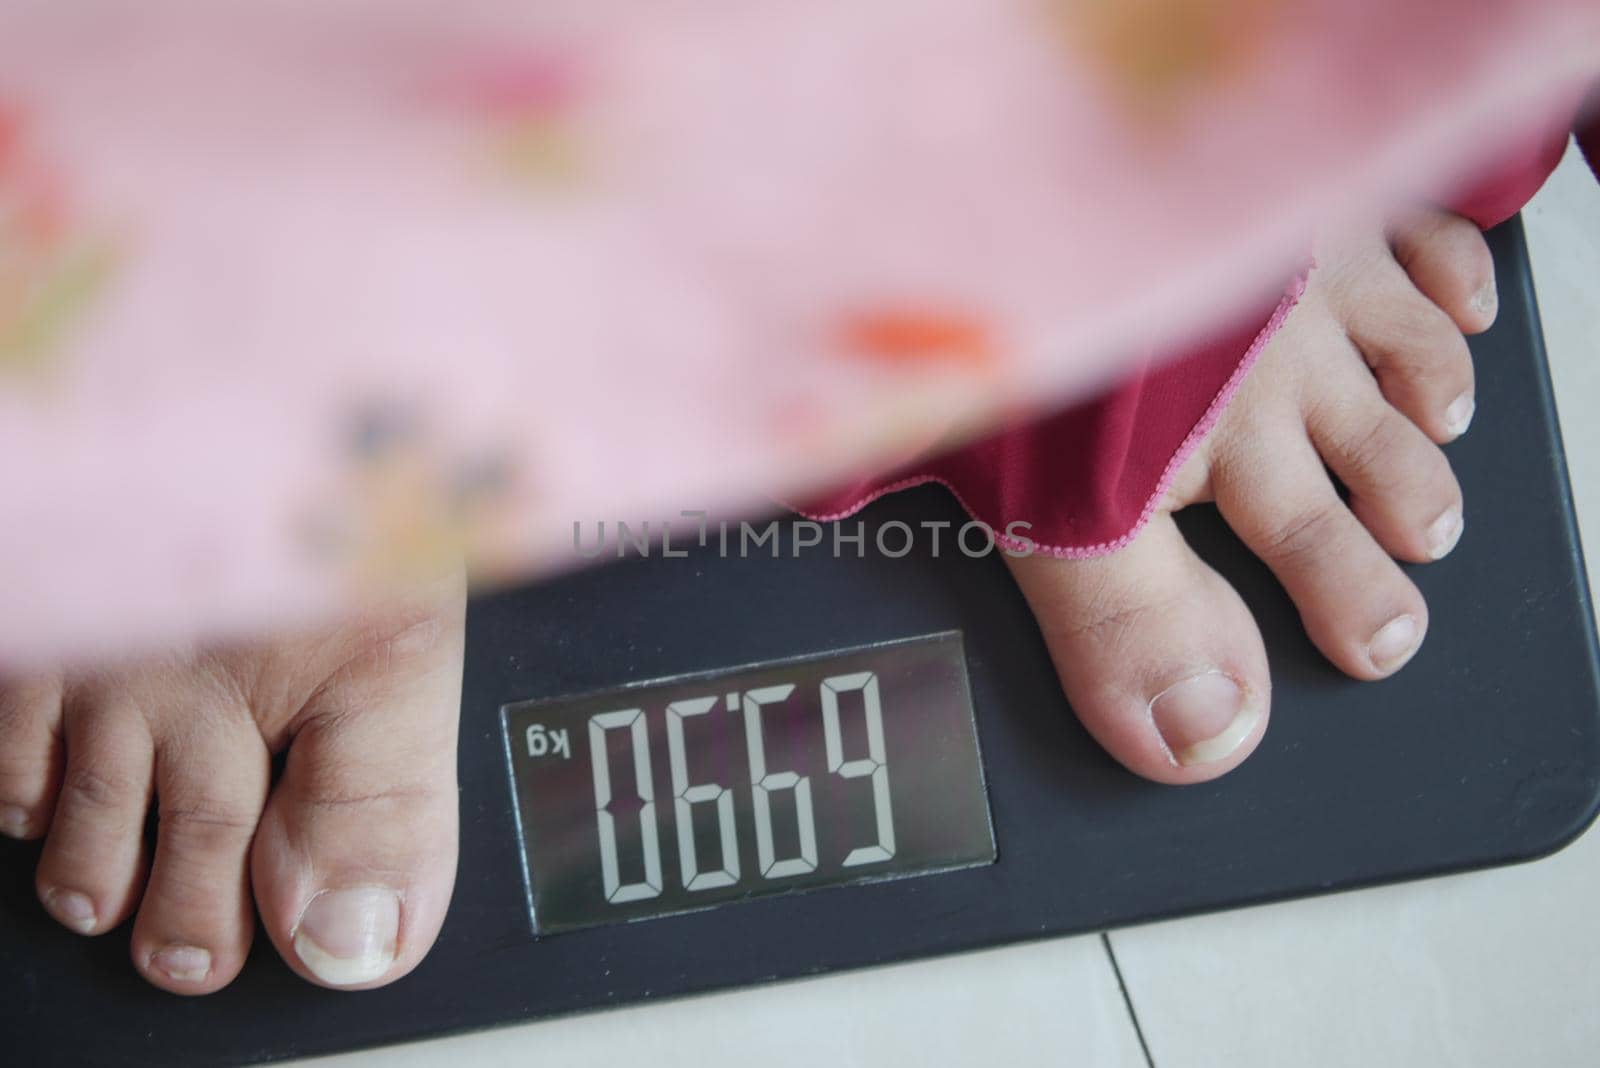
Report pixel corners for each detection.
[3,218,1598,1065]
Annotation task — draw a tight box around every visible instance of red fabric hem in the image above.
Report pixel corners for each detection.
[801,276,1308,558]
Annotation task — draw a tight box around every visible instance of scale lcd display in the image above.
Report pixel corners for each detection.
[502,631,996,934]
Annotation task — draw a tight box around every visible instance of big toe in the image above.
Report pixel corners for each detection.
[251,583,466,990]
[1007,515,1270,785]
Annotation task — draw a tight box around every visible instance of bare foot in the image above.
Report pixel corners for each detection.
[1009,206,1495,784]
[0,574,465,994]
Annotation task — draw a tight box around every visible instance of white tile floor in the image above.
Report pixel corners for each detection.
[304,145,1600,1068]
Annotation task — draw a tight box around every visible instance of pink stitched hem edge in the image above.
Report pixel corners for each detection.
[797,272,1310,560]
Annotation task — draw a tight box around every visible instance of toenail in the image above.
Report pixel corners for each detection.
[43,888,97,934]
[293,887,400,987]
[1149,670,1260,768]
[1368,614,1421,674]
[1472,280,1498,318]
[1426,508,1464,560]
[1445,393,1475,438]
[149,944,213,984]
[0,803,29,838]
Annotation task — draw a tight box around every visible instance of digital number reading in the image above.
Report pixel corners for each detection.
[588,709,662,904]
[586,674,893,904]
[503,632,996,935]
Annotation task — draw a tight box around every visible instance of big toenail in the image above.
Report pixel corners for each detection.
[44,888,97,934]
[1369,615,1421,673]
[0,803,29,838]
[1445,394,1475,437]
[293,887,400,987]
[1149,671,1259,767]
[150,944,212,984]
[1427,508,1464,560]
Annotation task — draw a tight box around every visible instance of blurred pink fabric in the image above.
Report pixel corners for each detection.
[0,1,1597,666]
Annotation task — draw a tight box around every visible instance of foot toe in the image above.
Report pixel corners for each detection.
[1008,515,1271,784]
[1390,208,1498,336]
[35,693,153,936]
[1338,258,1477,444]
[131,716,269,994]
[1214,423,1429,680]
[0,676,64,840]
[1306,374,1464,563]
[251,591,465,990]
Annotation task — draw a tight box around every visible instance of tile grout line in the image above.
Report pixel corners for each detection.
[1101,933,1156,1068]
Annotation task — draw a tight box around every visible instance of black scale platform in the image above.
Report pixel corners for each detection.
[3,219,1598,1065]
